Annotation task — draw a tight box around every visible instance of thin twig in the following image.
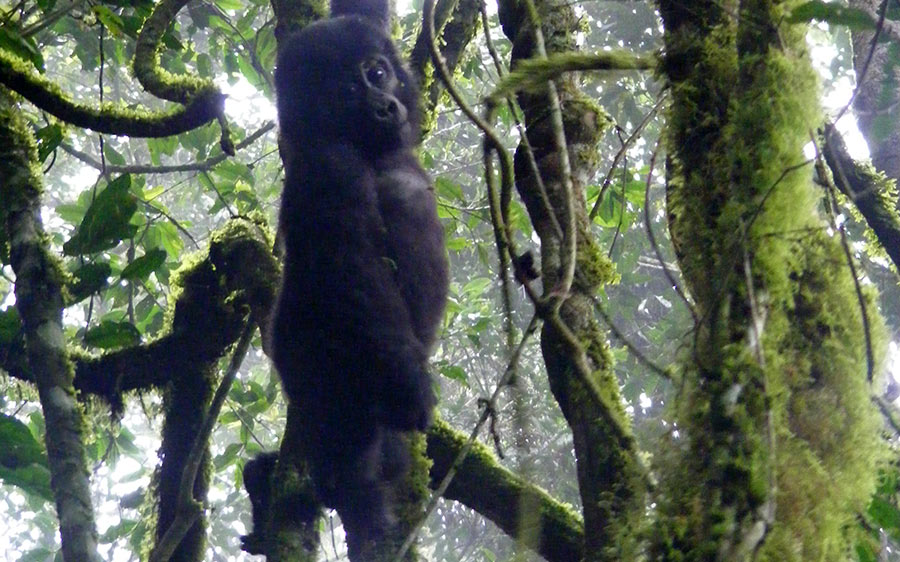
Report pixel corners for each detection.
[590,297,670,379]
[519,0,577,308]
[590,93,667,220]
[60,121,276,175]
[480,1,562,240]
[642,136,696,320]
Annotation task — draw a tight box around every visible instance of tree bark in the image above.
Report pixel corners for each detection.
[0,93,102,562]
[497,0,649,559]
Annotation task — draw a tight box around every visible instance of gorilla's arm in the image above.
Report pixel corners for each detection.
[375,153,449,351]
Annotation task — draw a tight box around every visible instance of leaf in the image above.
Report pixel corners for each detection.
[439,364,469,386]
[445,237,469,251]
[34,124,63,163]
[0,413,52,502]
[0,28,44,70]
[18,548,55,562]
[435,176,464,202]
[215,0,244,10]
[63,175,138,256]
[462,277,492,296]
[55,203,85,225]
[69,262,112,303]
[103,144,127,166]
[83,321,141,349]
[92,6,127,37]
[867,495,900,536]
[0,307,22,344]
[788,1,874,29]
[120,249,166,281]
[593,190,622,227]
[855,543,877,562]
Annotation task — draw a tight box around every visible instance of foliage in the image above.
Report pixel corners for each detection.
[0,0,896,561]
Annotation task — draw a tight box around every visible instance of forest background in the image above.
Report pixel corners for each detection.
[2,0,900,561]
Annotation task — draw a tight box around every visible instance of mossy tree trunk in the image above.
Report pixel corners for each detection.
[497,0,649,559]
[0,93,102,562]
[654,1,884,560]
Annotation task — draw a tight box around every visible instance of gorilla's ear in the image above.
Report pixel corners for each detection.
[331,0,390,29]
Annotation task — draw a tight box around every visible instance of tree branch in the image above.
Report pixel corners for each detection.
[133,0,219,104]
[426,420,584,562]
[823,124,900,276]
[0,50,223,137]
[60,121,276,175]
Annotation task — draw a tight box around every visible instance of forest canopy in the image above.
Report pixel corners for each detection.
[1,0,900,561]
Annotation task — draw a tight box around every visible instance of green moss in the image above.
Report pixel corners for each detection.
[0,93,43,207]
[655,2,887,559]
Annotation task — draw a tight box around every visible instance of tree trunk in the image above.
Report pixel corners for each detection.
[655,1,885,559]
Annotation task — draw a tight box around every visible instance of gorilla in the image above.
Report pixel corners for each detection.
[246,0,448,555]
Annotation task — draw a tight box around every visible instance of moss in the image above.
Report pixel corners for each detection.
[655,1,887,559]
[575,233,616,289]
[0,50,222,137]
[0,92,43,206]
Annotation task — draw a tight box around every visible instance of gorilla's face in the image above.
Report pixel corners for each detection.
[275,17,420,157]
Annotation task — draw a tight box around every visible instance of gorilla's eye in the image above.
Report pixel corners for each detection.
[361,57,391,88]
[366,64,386,85]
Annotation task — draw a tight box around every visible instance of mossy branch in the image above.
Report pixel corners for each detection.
[426,419,584,562]
[823,124,900,276]
[133,0,219,105]
[2,218,277,410]
[150,320,256,562]
[489,51,654,102]
[0,51,223,138]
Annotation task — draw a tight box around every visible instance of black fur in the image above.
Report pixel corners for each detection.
[269,1,448,555]
[240,452,277,555]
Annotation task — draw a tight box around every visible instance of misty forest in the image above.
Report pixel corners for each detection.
[2,0,900,561]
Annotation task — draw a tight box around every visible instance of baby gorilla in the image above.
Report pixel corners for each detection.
[266,0,448,556]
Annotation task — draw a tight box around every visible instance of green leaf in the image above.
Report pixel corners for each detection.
[63,175,138,256]
[92,6,127,37]
[99,520,138,543]
[215,0,244,9]
[103,144,127,166]
[196,53,213,78]
[462,277,492,296]
[142,185,165,201]
[34,124,63,163]
[19,548,55,562]
[0,413,52,502]
[0,307,22,344]
[120,249,166,281]
[69,262,112,303]
[83,321,141,349]
[445,237,469,251]
[435,176,464,202]
[788,1,874,29]
[0,28,44,70]
[56,203,85,225]
[867,495,900,534]
[439,364,468,386]
[855,542,877,562]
